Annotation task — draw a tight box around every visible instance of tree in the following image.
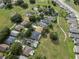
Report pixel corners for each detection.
[20,3,28,9]
[11,13,23,23]
[24,29,32,38]
[15,0,24,5]
[29,0,36,4]
[10,42,22,55]
[5,54,18,59]
[0,27,10,43]
[3,0,12,9]
[50,32,58,41]
[74,0,79,5]
[5,3,13,9]
[52,1,57,6]
[29,15,37,22]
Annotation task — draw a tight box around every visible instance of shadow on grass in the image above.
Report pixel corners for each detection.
[51,39,59,45]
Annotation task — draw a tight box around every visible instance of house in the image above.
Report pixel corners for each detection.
[0,44,9,52]
[21,20,29,26]
[69,28,79,34]
[31,31,41,41]
[38,21,48,28]
[15,25,24,31]
[22,46,34,56]
[19,55,28,59]
[5,36,15,45]
[74,39,79,45]
[70,33,79,39]
[74,45,79,54]
[10,30,20,37]
[75,54,79,59]
[32,25,43,33]
[26,39,39,48]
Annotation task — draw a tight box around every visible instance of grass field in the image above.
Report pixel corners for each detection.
[65,0,79,12]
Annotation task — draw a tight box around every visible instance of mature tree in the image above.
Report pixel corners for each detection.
[74,0,79,5]
[3,0,12,9]
[15,0,24,5]
[3,0,11,5]
[11,13,23,23]
[50,32,58,41]
[29,0,36,4]
[52,1,57,6]
[0,27,10,43]
[24,29,32,38]
[29,15,37,22]
[42,27,49,37]
[10,42,22,55]
[5,3,13,9]
[5,54,18,59]
[20,3,28,9]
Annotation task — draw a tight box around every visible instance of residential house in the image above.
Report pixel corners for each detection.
[21,20,29,27]
[74,39,79,45]
[69,28,79,34]
[74,45,79,54]
[15,25,24,31]
[22,45,34,56]
[75,54,79,59]
[70,33,79,39]
[10,30,20,37]
[19,55,28,59]
[5,36,15,45]
[25,39,39,48]
[31,31,41,41]
[0,44,9,52]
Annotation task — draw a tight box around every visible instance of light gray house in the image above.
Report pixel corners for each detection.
[74,39,79,45]
[74,45,79,54]
[19,55,28,59]
[75,54,79,59]
[31,31,41,41]
[70,33,79,39]
[22,45,34,56]
[15,25,24,31]
[10,30,20,37]
[5,36,15,45]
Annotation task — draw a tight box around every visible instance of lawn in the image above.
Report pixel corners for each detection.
[65,0,79,12]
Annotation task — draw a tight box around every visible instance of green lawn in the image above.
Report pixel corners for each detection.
[65,0,79,12]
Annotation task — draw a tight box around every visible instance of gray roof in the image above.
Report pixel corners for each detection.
[23,46,33,56]
[74,39,79,45]
[19,55,28,59]
[31,31,41,41]
[21,20,29,26]
[15,25,24,31]
[69,28,79,34]
[74,45,79,54]
[70,33,79,39]
[75,54,79,59]
[5,36,15,44]
[10,30,20,37]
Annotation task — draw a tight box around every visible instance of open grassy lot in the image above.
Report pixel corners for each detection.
[65,0,79,12]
